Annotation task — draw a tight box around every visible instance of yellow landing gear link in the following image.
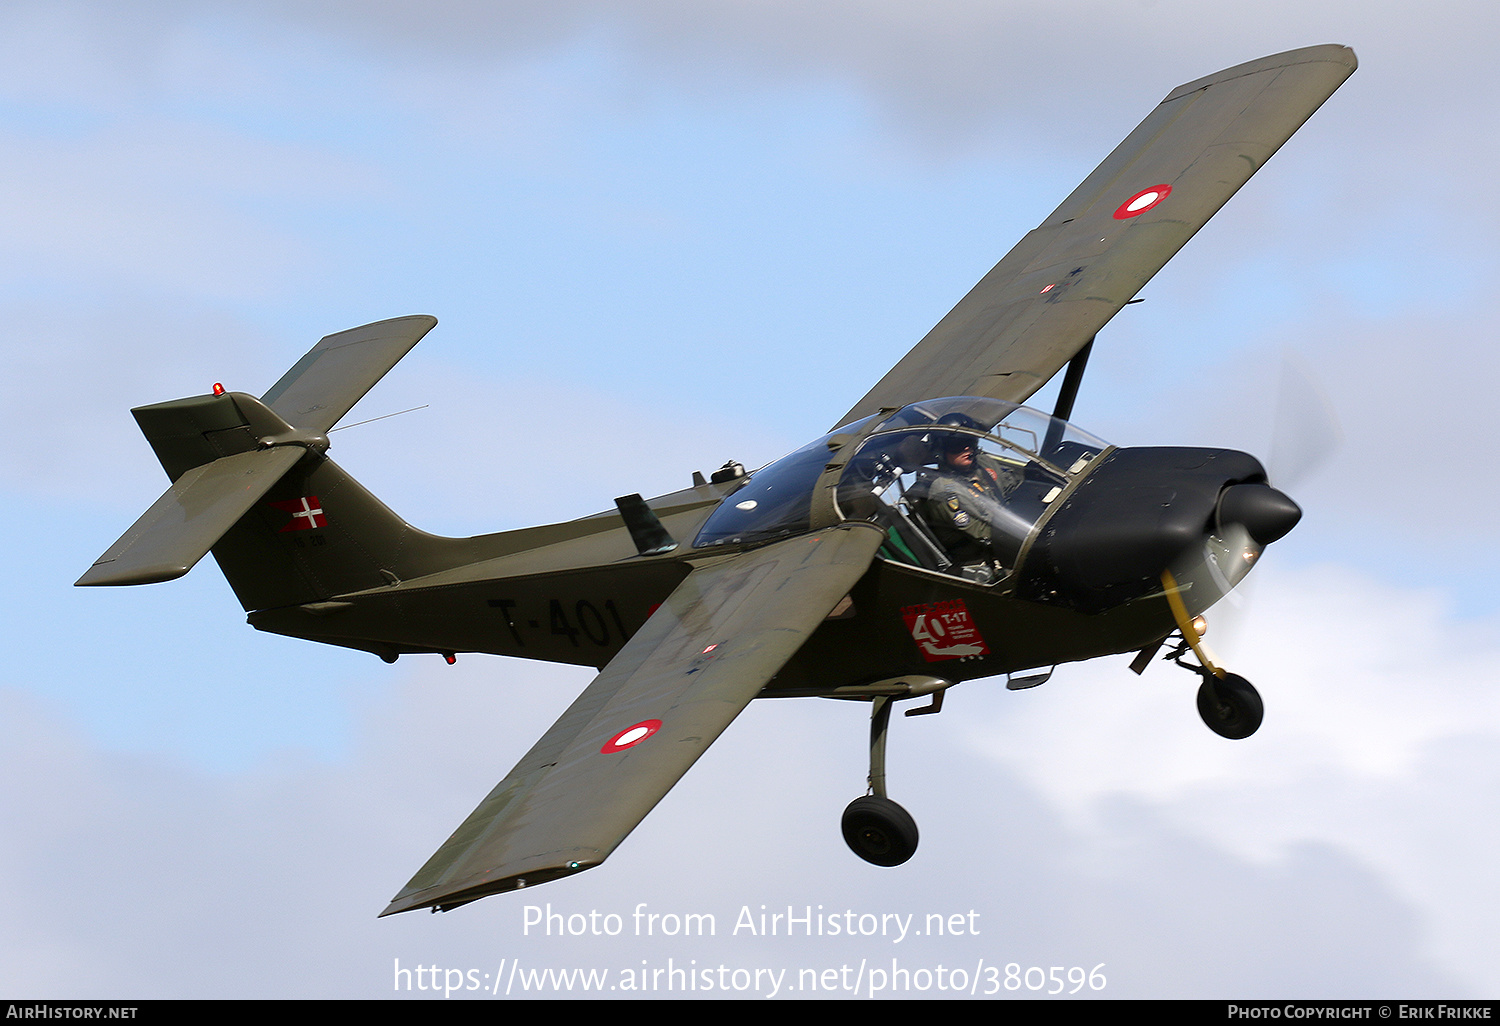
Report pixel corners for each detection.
[1160,570,1264,740]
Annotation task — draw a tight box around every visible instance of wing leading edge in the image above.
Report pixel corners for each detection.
[379,522,886,916]
[836,44,1356,429]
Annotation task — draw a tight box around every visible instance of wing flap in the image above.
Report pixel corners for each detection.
[836,44,1355,427]
[379,522,885,915]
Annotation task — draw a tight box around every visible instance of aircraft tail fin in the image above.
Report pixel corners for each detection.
[78,316,453,609]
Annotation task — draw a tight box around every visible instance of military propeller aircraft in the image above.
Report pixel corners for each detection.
[78,45,1355,915]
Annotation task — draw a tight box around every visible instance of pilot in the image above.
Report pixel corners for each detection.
[918,431,1024,570]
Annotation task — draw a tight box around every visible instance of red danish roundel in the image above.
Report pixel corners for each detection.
[1113,184,1172,219]
[601,719,662,754]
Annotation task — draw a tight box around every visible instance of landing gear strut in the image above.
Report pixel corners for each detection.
[841,695,920,866]
[1157,570,1265,740]
[1156,632,1264,740]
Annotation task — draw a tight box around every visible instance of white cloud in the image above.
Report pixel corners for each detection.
[962,562,1500,993]
[1,591,1482,998]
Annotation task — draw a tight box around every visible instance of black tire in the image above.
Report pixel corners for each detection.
[841,796,919,866]
[1196,673,1264,740]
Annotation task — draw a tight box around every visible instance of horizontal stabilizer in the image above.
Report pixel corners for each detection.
[260,315,437,434]
[76,447,304,587]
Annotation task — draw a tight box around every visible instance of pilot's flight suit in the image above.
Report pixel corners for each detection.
[919,452,1023,567]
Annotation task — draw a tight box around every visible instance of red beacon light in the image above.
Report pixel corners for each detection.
[212,383,225,396]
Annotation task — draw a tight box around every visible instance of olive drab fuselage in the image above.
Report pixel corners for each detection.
[251,395,1277,694]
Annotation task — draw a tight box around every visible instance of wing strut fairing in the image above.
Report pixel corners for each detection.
[380,522,886,915]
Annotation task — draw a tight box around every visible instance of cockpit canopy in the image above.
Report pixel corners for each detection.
[833,398,1109,581]
[695,397,1110,582]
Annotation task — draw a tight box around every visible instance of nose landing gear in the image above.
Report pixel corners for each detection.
[1157,570,1265,740]
[1138,628,1266,740]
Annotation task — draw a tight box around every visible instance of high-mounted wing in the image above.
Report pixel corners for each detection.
[836,44,1356,429]
[380,522,886,915]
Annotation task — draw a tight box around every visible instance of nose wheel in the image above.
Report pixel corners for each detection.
[1196,672,1263,740]
[1154,633,1265,740]
[1157,570,1265,740]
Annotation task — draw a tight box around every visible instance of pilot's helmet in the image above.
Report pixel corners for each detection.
[932,413,984,462]
[935,411,984,432]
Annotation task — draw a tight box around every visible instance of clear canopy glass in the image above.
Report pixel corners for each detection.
[693,398,1110,581]
[835,398,1109,582]
[693,414,880,549]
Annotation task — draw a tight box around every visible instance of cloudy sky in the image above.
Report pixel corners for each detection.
[3,0,1498,1001]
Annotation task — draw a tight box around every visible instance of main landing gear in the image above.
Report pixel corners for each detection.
[841,692,940,867]
[842,795,919,867]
